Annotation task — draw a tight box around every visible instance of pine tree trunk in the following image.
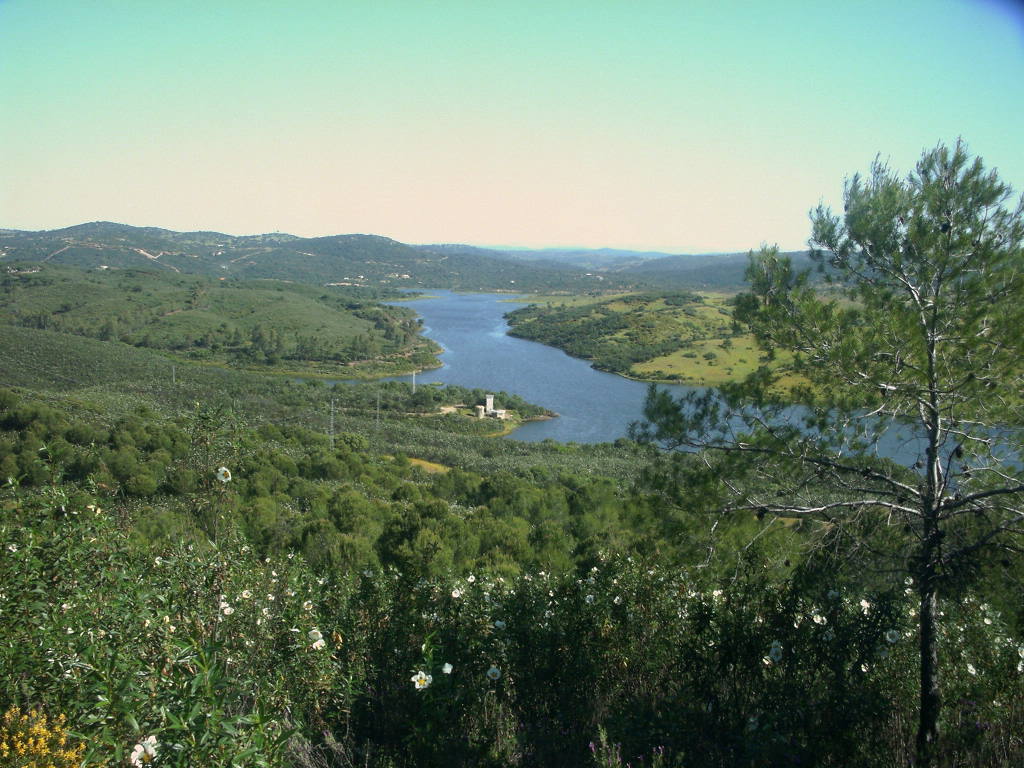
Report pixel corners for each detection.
[915,555,941,765]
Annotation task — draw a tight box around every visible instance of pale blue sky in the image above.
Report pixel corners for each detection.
[2,0,1022,252]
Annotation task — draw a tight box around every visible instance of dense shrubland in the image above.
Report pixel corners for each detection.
[0,388,649,577]
[0,266,437,376]
[2,487,1021,767]
[1,383,1022,766]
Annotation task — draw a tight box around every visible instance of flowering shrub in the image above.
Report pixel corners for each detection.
[0,707,88,767]
[1,486,1021,766]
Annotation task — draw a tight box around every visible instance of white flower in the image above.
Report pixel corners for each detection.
[303,600,314,611]
[585,594,595,604]
[411,670,432,690]
[153,556,161,565]
[311,638,326,651]
[267,594,275,601]
[221,603,234,616]
[486,665,501,681]
[967,663,977,675]
[130,735,158,766]
[812,614,826,625]
[494,620,506,630]
[241,590,252,599]
[613,595,622,605]
[885,629,900,644]
[983,617,992,625]
[451,588,462,599]
[442,662,453,674]
[308,629,323,642]
[859,599,871,613]
[467,574,476,583]
[216,466,232,483]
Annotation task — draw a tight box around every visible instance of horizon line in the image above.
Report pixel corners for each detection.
[0,218,807,257]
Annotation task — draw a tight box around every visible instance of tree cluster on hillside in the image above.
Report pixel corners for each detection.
[0,389,666,578]
[0,266,436,373]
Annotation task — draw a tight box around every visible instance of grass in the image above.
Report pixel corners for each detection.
[406,457,450,473]
[633,334,767,384]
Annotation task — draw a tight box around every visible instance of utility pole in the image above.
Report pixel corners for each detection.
[171,364,176,385]
[412,369,416,394]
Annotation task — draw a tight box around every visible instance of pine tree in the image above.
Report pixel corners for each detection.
[638,140,1024,764]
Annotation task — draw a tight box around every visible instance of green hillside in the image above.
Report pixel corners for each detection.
[0,222,638,292]
[506,290,794,384]
[0,221,809,292]
[0,264,437,377]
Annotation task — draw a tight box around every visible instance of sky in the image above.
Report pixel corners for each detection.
[2,0,1023,253]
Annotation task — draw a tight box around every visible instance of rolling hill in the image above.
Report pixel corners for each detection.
[1,221,814,291]
[0,223,632,292]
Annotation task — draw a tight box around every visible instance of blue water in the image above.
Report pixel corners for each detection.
[385,290,698,443]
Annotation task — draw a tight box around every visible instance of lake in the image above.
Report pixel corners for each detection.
[385,290,697,443]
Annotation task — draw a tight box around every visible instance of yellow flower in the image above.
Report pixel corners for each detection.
[0,708,90,766]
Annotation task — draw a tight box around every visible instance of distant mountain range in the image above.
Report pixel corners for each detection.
[0,222,812,291]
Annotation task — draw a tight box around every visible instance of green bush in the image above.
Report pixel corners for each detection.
[3,491,1019,767]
